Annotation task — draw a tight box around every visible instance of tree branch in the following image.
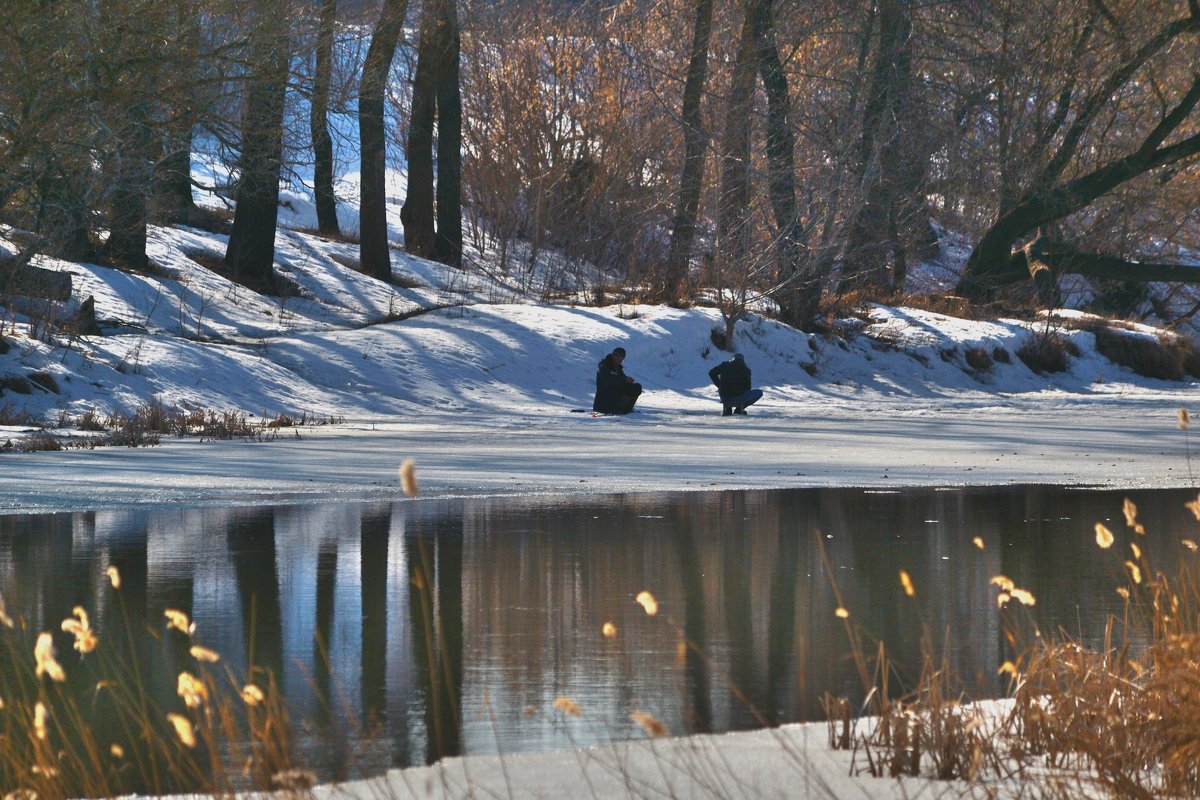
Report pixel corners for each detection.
[1136,73,1200,159]
[1036,13,1199,189]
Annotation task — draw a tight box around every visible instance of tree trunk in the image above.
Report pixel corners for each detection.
[37,159,95,262]
[753,0,814,327]
[358,0,410,281]
[1024,239,1200,284]
[224,0,292,289]
[662,0,714,306]
[97,0,153,270]
[153,0,201,225]
[311,0,340,236]
[154,116,198,225]
[717,4,757,274]
[958,109,1200,299]
[106,109,153,271]
[839,0,913,296]
[431,0,462,267]
[401,2,438,259]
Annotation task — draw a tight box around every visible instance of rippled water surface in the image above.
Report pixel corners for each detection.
[2,485,1192,783]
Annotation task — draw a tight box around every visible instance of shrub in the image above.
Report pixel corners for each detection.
[0,375,33,394]
[17,430,61,452]
[1087,325,1200,382]
[0,403,39,425]
[1094,326,1183,380]
[27,370,59,393]
[137,396,171,432]
[198,409,257,440]
[964,347,993,372]
[1183,341,1200,379]
[103,419,162,447]
[991,346,1011,364]
[1017,332,1071,373]
[76,407,106,431]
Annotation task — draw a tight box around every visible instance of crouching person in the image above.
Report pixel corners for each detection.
[709,353,763,416]
[593,347,642,414]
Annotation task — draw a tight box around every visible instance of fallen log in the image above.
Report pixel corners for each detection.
[1008,237,1200,308]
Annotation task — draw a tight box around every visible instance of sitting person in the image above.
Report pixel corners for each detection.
[593,346,642,414]
[709,352,763,416]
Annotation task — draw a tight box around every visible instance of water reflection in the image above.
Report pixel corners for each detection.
[0,485,1191,785]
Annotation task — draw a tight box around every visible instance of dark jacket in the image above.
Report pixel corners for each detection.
[594,354,635,413]
[709,357,751,399]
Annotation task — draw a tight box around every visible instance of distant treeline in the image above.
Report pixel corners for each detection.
[2,0,1199,330]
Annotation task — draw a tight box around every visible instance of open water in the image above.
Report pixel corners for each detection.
[1,485,1194,785]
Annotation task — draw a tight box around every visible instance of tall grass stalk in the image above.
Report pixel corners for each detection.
[0,577,300,799]
[819,489,1200,798]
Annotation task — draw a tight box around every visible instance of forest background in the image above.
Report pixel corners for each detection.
[3,0,1200,341]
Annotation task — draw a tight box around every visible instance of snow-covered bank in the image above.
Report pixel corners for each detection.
[2,223,1199,514]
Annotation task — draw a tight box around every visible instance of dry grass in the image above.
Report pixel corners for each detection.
[1017,331,1075,374]
[822,482,1200,798]
[901,293,979,320]
[0,586,302,799]
[1059,314,1200,382]
[1092,327,1200,381]
[1,401,338,454]
[964,347,993,372]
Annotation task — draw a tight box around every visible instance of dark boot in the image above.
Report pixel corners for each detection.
[734,407,747,415]
[722,406,733,416]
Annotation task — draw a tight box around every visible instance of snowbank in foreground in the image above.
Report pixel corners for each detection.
[319,701,1077,800]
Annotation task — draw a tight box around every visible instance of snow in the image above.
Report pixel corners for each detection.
[321,721,1007,800]
[2,221,1198,517]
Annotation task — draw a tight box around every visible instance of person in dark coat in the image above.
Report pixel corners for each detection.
[709,353,763,416]
[593,347,642,414]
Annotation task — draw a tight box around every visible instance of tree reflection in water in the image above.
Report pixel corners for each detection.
[0,485,1188,784]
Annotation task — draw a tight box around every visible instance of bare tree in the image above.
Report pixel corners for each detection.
[838,0,916,297]
[224,0,293,288]
[956,3,1200,302]
[753,0,812,326]
[432,0,463,267]
[401,0,438,259]
[358,0,410,281]
[402,0,463,267]
[662,0,715,305]
[713,1,760,349]
[311,0,340,236]
[153,0,205,227]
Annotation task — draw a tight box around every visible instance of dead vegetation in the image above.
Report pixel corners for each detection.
[1017,330,1078,374]
[823,490,1200,798]
[1060,316,1200,381]
[1,399,341,453]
